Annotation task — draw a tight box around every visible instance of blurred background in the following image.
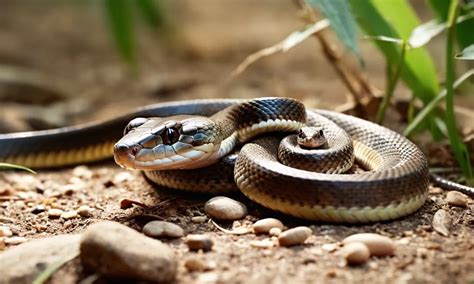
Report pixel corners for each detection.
[0,1,421,127]
[0,0,472,144]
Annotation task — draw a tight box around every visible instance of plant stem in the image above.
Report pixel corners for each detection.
[445,0,473,180]
[404,69,474,136]
[376,41,407,124]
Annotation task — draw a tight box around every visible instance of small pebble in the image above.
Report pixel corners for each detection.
[278,226,312,247]
[341,242,370,265]
[114,172,134,183]
[322,243,338,252]
[61,184,83,195]
[47,209,64,219]
[253,218,284,234]
[78,205,93,217]
[0,226,13,237]
[191,216,208,223]
[204,196,247,221]
[61,210,78,219]
[72,165,92,179]
[31,205,46,214]
[269,227,282,237]
[142,221,184,239]
[184,256,208,272]
[250,239,274,248]
[5,237,28,245]
[446,191,469,207]
[185,234,213,252]
[432,209,451,237]
[342,233,395,257]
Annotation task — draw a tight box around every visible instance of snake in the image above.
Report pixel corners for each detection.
[0,97,433,223]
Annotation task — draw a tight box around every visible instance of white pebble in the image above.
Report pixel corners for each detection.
[47,209,64,219]
[250,239,274,248]
[204,197,247,221]
[61,210,78,220]
[78,205,93,217]
[191,216,208,223]
[269,227,282,237]
[342,242,370,265]
[4,236,28,245]
[0,226,13,237]
[446,191,469,207]
[252,218,284,234]
[278,226,312,247]
[342,233,395,257]
[142,221,184,239]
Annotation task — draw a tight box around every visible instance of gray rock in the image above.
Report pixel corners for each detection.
[80,221,177,283]
[142,221,184,239]
[204,196,247,220]
[0,234,80,284]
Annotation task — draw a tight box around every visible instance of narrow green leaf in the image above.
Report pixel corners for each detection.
[408,13,474,48]
[0,163,36,174]
[307,0,359,56]
[377,42,407,124]
[404,69,474,136]
[32,251,79,284]
[444,0,472,179]
[135,0,166,29]
[364,35,404,45]
[455,44,474,59]
[104,0,136,65]
[349,0,440,105]
[408,19,445,48]
[428,0,474,49]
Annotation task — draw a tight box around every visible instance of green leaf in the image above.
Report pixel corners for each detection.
[444,0,472,179]
[0,163,36,174]
[104,0,136,65]
[404,69,474,136]
[408,19,445,48]
[32,251,79,284]
[135,0,166,29]
[364,35,404,45]
[307,0,359,56]
[349,0,440,104]
[428,0,474,49]
[456,44,474,59]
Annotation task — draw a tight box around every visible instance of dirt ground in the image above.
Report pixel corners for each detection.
[0,1,473,283]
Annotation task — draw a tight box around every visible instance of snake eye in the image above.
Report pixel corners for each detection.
[298,129,305,138]
[124,117,148,135]
[319,129,324,136]
[162,127,179,145]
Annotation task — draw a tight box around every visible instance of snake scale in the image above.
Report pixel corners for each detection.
[0,98,430,223]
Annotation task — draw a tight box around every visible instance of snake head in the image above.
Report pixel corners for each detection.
[297,127,327,149]
[114,115,222,170]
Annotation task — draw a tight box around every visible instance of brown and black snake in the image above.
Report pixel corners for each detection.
[0,97,468,223]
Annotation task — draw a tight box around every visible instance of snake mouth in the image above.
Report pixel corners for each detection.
[113,143,142,169]
[114,141,221,170]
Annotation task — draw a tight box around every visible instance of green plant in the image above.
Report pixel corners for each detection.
[308,0,474,182]
[103,0,168,66]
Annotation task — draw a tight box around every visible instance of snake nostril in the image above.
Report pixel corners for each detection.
[114,143,129,153]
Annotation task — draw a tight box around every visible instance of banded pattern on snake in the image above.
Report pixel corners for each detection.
[0,98,430,223]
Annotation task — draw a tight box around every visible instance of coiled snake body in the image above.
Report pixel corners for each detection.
[0,98,430,223]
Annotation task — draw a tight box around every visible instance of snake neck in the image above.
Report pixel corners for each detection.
[210,97,307,160]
